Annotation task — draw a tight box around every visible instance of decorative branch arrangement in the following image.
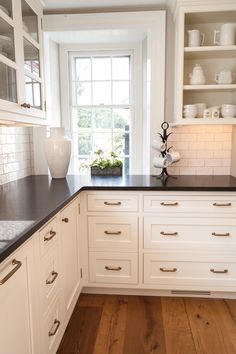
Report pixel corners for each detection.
[152,122,180,178]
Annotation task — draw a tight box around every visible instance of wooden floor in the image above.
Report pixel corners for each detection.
[57,294,236,354]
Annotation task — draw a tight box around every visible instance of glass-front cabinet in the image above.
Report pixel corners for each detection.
[0,0,45,124]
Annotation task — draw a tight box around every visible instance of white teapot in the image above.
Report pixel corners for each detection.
[189,64,206,85]
[215,68,235,84]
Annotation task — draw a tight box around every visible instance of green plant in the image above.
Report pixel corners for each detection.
[90,150,123,169]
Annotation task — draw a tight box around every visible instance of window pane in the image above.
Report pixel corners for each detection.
[112,56,130,80]
[113,109,130,130]
[75,58,91,81]
[112,82,130,104]
[0,1,12,18]
[124,157,130,174]
[92,57,111,80]
[78,133,92,155]
[93,82,111,105]
[77,108,92,128]
[75,82,91,105]
[0,17,15,61]
[21,0,38,42]
[0,62,17,102]
[24,39,40,76]
[94,108,112,129]
[113,132,129,155]
[93,132,112,153]
[78,158,89,174]
[25,75,41,109]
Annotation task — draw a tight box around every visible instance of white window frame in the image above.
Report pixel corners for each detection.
[60,42,142,174]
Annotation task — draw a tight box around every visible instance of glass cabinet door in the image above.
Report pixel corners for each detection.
[0,0,17,103]
[21,0,43,110]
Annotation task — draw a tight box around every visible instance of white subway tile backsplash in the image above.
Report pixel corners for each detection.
[167,125,232,176]
[0,126,33,185]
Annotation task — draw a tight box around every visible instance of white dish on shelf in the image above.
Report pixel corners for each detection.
[0,5,9,16]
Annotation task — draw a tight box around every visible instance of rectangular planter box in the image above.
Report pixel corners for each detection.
[91,166,122,176]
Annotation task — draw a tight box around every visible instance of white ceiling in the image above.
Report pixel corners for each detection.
[43,0,166,11]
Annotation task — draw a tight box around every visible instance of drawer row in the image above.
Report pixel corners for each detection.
[87,193,236,213]
[89,252,236,290]
[88,216,236,250]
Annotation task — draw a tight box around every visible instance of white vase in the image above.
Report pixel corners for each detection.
[45,127,71,179]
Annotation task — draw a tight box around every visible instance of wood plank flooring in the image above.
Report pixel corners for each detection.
[57,295,236,354]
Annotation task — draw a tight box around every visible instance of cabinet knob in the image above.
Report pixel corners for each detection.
[21,103,31,109]
[62,217,69,223]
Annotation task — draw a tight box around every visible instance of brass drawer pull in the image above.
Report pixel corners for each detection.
[212,232,230,237]
[44,230,56,242]
[213,202,231,207]
[160,202,178,206]
[160,267,177,272]
[62,217,69,223]
[0,259,22,285]
[49,319,60,337]
[210,269,228,274]
[105,266,122,271]
[46,271,58,285]
[160,231,178,236]
[104,201,122,206]
[104,231,122,235]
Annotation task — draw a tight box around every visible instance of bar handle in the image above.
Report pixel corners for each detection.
[44,230,56,242]
[212,232,230,237]
[0,259,22,285]
[104,231,122,235]
[210,269,228,274]
[160,202,179,206]
[105,266,122,271]
[213,202,231,207]
[46,271,58,285]
[160,231,178,236]
[160,267,177,273]
[48,319,60,337]
[104,201,121,206]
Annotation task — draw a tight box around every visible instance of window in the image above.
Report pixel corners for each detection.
[69,52,133,174]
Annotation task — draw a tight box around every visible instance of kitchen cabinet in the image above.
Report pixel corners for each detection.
[0,238,39,354]
[171,0,236,125]
[0,0,46,125]
[60,198,81,323]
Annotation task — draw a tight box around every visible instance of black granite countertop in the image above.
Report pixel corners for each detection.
[1,174,236,263]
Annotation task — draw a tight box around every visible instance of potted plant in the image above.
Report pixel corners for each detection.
[90,150,123,176]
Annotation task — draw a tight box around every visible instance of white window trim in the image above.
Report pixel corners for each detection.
[59,43,142,174]
[44,11,166,174]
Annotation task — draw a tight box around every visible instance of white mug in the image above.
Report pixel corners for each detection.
[214,23,236,46]
[152,139,166,152]
[187,30,205,47]
[221,104,236,118]
[165,151,180,164]
[153,156,169,168]
[195,103,206,118]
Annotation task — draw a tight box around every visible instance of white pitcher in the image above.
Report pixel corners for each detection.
[214,23,236,46]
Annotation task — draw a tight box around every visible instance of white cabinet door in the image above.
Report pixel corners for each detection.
[60,199,81,322]
[0,240,38,354]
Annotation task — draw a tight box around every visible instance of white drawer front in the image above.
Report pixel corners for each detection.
[39,217,59,256]
[43,296,63,354]
[87,194,138,212]
[41,248,60,311]
[144,217,236,250]
[144,254,236,288]
[89,252,138,284]
[88,216,138,249]
[143,195,236,214]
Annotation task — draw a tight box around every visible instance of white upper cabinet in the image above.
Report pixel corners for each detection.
[0,0,46,125]
[171,0,236,125]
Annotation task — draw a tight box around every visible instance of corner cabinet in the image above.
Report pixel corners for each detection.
[171,0,236,125]
[0,0,46,125]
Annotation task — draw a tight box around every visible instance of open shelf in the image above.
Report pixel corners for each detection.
[183,84,236,92]
[184,45,236,59]
[172,117,236,126]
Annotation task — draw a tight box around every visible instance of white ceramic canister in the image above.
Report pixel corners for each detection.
[189,64,206,85]
[215,68,235,84]
[45,127,72,178]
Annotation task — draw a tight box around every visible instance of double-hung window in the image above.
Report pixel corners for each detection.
[69,51,133,174]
